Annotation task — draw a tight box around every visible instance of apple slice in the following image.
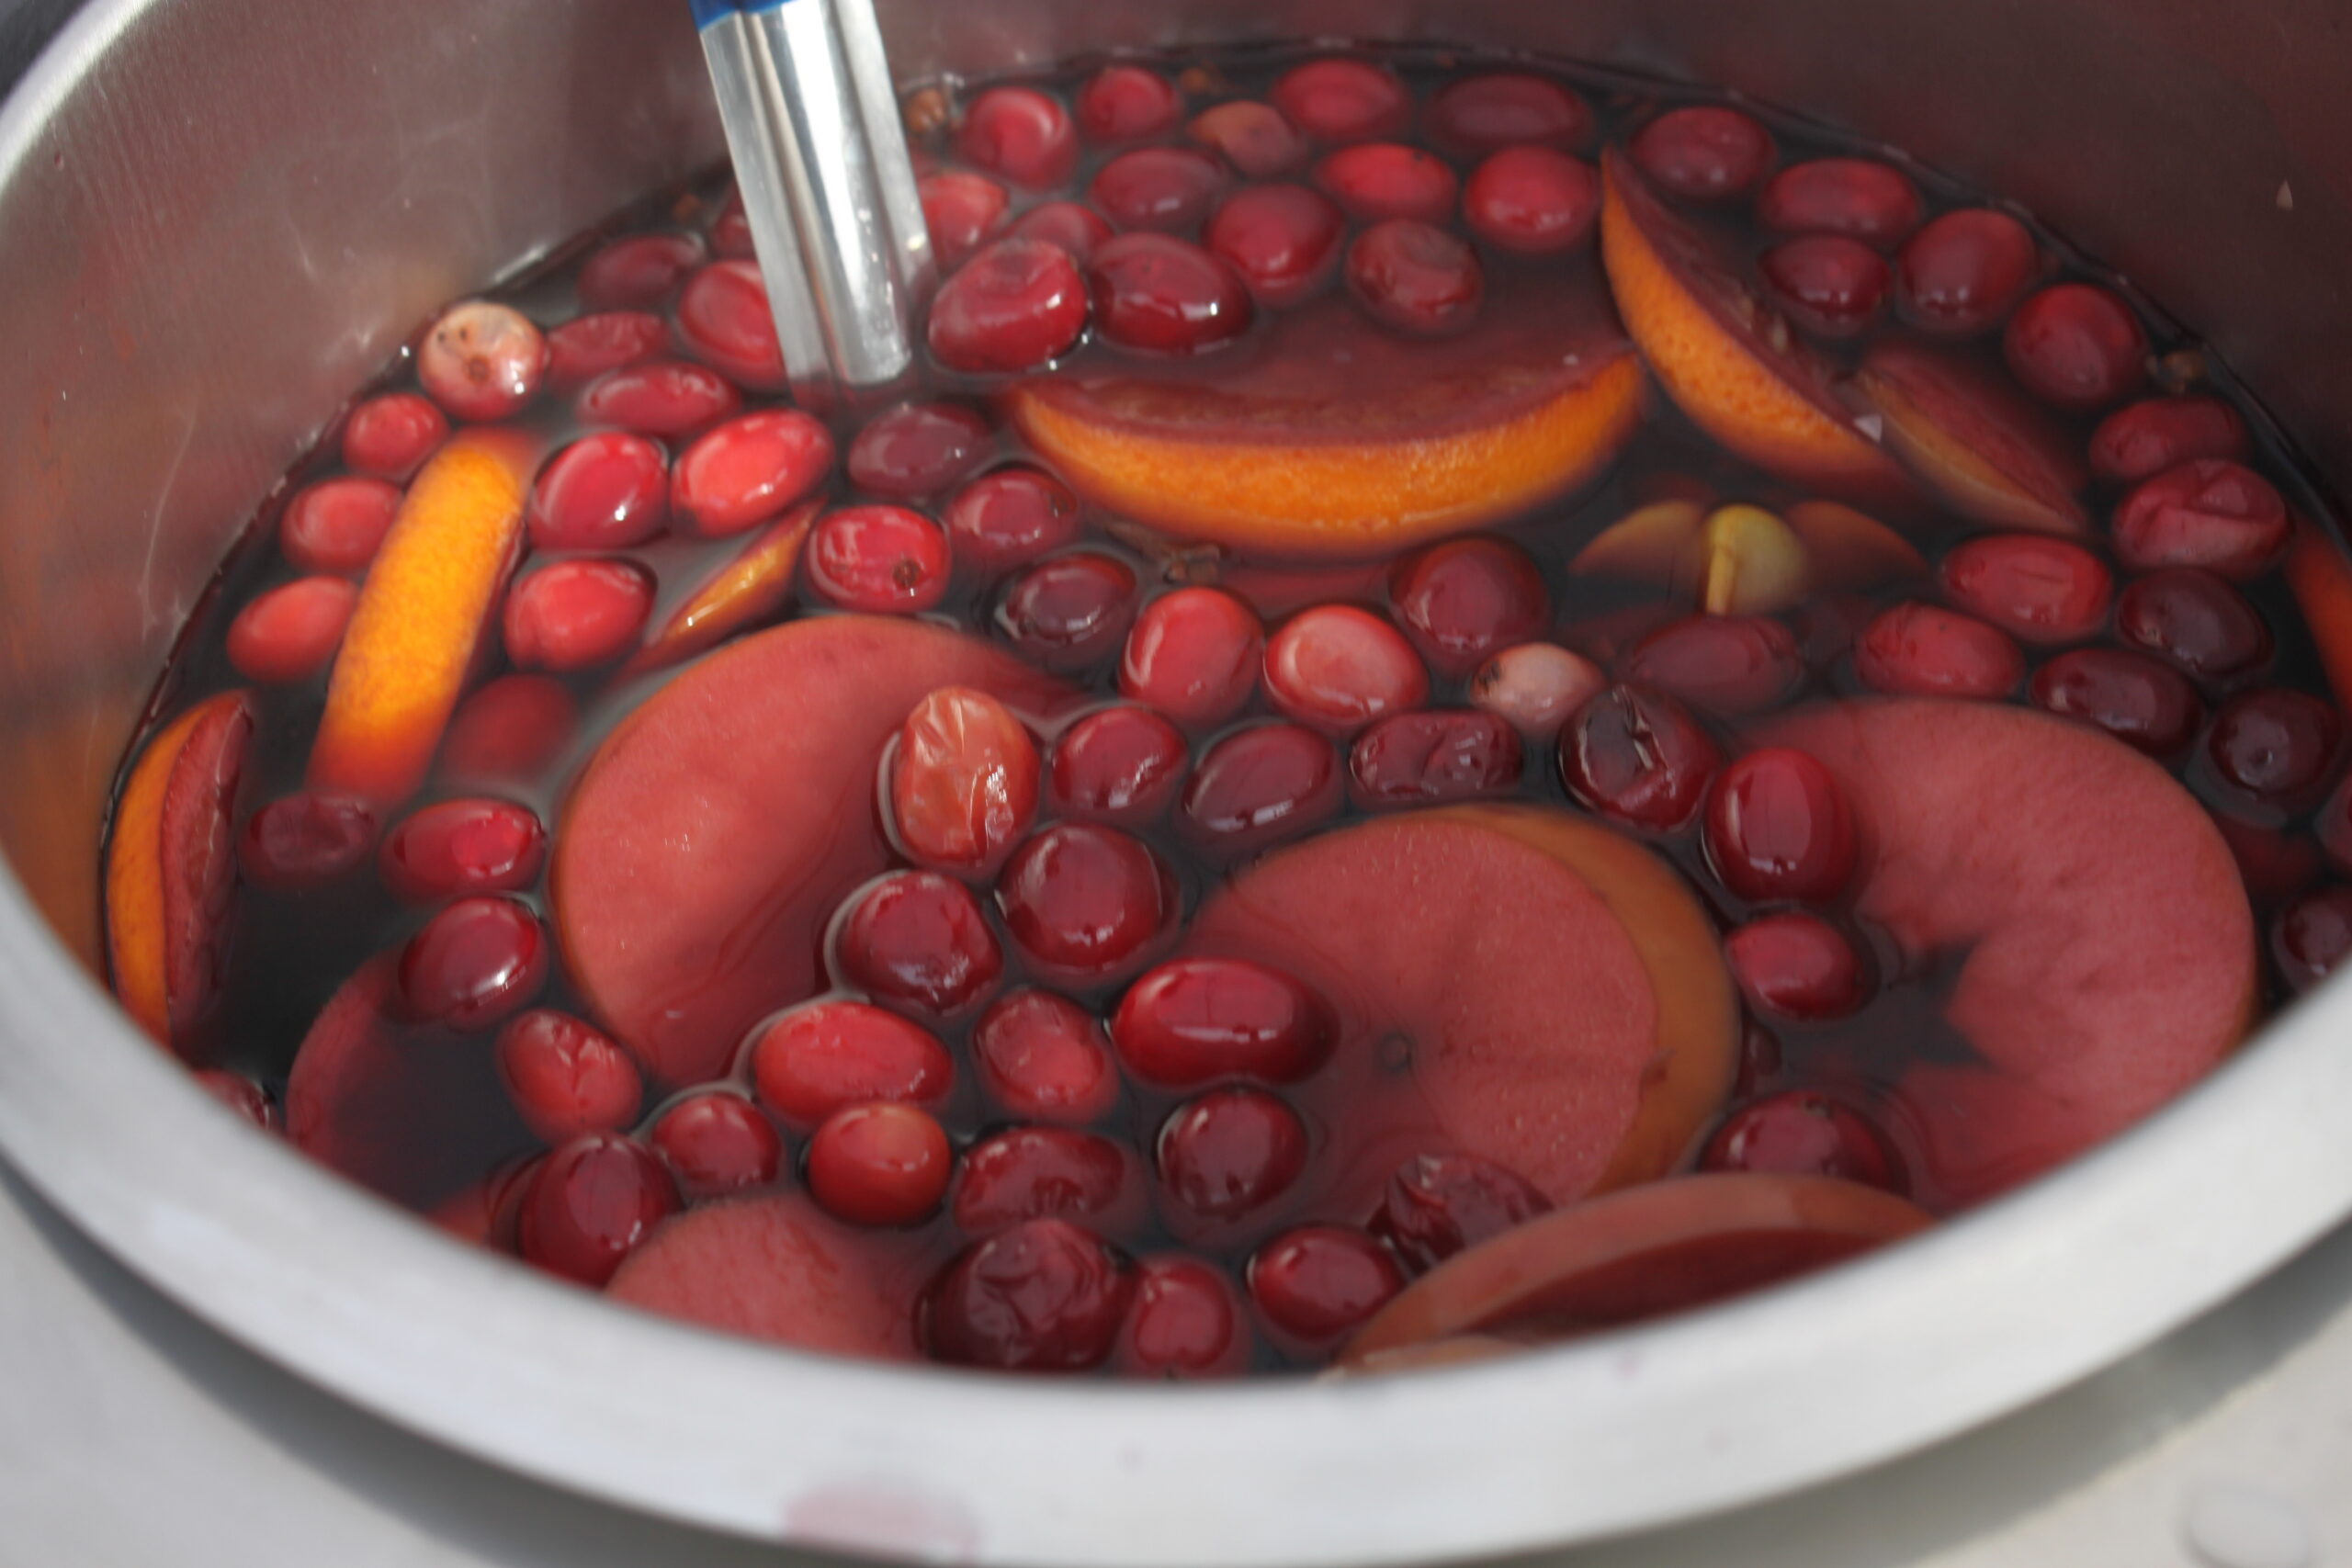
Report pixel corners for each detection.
[1847,342,2089,536]
[1761,698,2256,1202]
[624,499,817,677]
[553,615,1072,1085]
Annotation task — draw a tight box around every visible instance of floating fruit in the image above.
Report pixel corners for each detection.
[1571,497,1924,615]
[625,501,817,677]
[1848,341,2089,535]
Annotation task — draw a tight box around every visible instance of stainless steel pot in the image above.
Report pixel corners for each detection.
[3,2,2351,1562]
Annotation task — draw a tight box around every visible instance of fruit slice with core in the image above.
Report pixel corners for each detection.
[1847,342,2089,536]
[624,500,817,677]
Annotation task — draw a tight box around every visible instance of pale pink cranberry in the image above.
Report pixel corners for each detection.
[1048,705,1190,824]
[577,232,707,311]
[239,792,378,889]
[971,989,1121,1124]
[995,552,1140,670]
[1726,912,1870,1021]
[650,1093,783,1199]
[1006,200,1115,262]
[1421,72,1591,157]
[1248,1225,1403,1346]
[2112,459,2290,581]
[808,1102,954,1227]
[418,300,548,422]
[440,676,578,788]
[2090,396,2252,484]
[1178,723,1344,853]
[955,1125,1139,1235]
[2005,283,2148,411]
[674,260,786,392]
[1370,1153,1551,1273]
[575,359,741,438]
[1158,1089,1308,1226]
[1114,958,1334,1088]
[1471,642,1608,739]
[1120,586,1264,724]
[503,559,654,671]
[1461,148,1601,254]
[1897,209,2040,335]
[1755,158,1922,245]
[1702,1091,1905,1191]
[2274,886,2352,994]
[750,998,955,1129]
[995,823,1175,979]
[1269,59,1412,144]
[836,871,1006,1019]
[1089,232,1255,354]
[672,409,833,538]
[194,1069,277,1132]
[1118,1256,1252,1379]
[957,86,1079,190]
[341,392,448,480]
[945,467,1082,574]
[848,401,992,499]
[1759,234,1889,338]
[1939,534,2114,644]
[2205,688,2341,803]
[1630,106,1775,201]
[709,186,753,258]
[225,577,355,684]
[889,686,1041,877]
[920,171,1011,270]
[1346,219,1484,337]
[1314,142,1459,223]
[1558,684,1723,831]
[1204,183,1346,306]
[1090,147,1230,232]
[281,477,401,575]
[528,432,671,549]
[807,504,952,614]
[547,310,670,392]
[1262,604,1430,734]
[1855,602,2024,698]
[1620,615,1805,716]
[928,1218,1133,1371]
[1389,536,1549,675]
[494,1009,642,1145]
[1703,748,1858,904]
[1349,709,1523,809]
[379,797,546,904]
[2116,568,2274,685]
[2030,648,2205,759]
[398,896,548,1032]
[516,1133,680,1286]
[1189,100,1306,178]
[1076,64,1182,144]
[929,239,1090,373]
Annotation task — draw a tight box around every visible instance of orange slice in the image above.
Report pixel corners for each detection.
[2287,522,2352,709]
[625,500,816,677]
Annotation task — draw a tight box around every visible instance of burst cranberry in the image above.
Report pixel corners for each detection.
[920,171,1011,270]
[1158,1089,1308,1226]
[751,999,955,1129]
[2273,886,2352,994]
[848,402,992,499]
[397,897,548,1031]
[1371,1153,1552,1273]
[529,432,671,549]
[1471,642,1609,738]
[1704,748,1858,905]
[2112,459,2290,581]
[1630,106,1775,201]
[1190,101,1306,178]
[1262,605,1430,734]
[503,558,655,671]
[995,552,1139,670]
[649,1093,784,1199]
[955,1126,1138,1234]
[225,576,355,684]
[516,1133,680,1286]
[1558,684,1723,831]
[672,410,834,536]
[1118,1257,1251,1379]
[1089,232,1254,354]
[280,476,400,575]
[808,1102,954,1227]
[1076,63,1182,144]
[1248,1225,1403,1345]
[379,797,546,904]
[1114,957,1335,1088]
[970,989,1121,1124]
[440,676,578,788]
[494,1009,642,1145]
[1389,536,1549,675]
[1270,59,1411,143]
[577,231,706,310]
[927,1218,1133,1372]
[1702,1091,1905,1191]
[1090,147,1231,233]
[575,359,741,438]
[1346,219,1484,337]
[2005,283,2148,411]
[890,687,1041,877]
[2090,396,2253,484]
[674,260,786,391]
[341,392,448,480]
[1620,615,1805,716]
[194,1069,277,1132]
[1120,587,1264,724]
[2204,688,2341,803]
[417,299,547,422]
[995,823,1174,978]
[1461,147,1601,254]
[1759,234,1889,337]
[1726,912,1870,1021]
[2116,568,2274,685]
[836,871,1006,1018]
[1204,184,1346,306]
[1349,709,1523,807]
[1896,209,2039,336]
[1314,142,1459,222]
[807,504,952,614]
[1007,200,1115,262]
[1422,72,1591,157]
[546,310,670,392]
[945,467,1082,574]
[1179,723,1345,852]
[1755,157,1922,244]
[1938,534,2114,644]
[957,86,1079,189]
[929,239,1090,373]
[2030,648,2205,759]
[1048,705,1191,824]
[1856,602,2024,698]
[239,792,377,889]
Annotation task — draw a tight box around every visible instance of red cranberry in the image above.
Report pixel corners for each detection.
[1736,1021,1786,1097]
[1114,957,1335,1088]
[1389,536,1550,675]
[674,260,786,391]
[1006,200,1115,262]
[1346,219,1484,338]
[889,686,1041,877]
[341,392,448,480]
[1120,587,1264,725]
[995,823,1174,979]
[281,477,400,575]
[1088,232,1254,354]
[397,896,548,1031]
[1755,158,1922,245]
[995,552,1140,670]
[1461,148,1601,254]
[226,577,356,684]
[1048,705,1191,824]
[1349,709,1524,808]
[577,232,706,311]
[1422,72,1592,158]
[2112,459,2290,581]
[1620,615,1805,716]
[2004,283,2149,412]
[2116,568,2274,685]
[1471,643,1609,739]
[379,797,545,905]
[1247,1225,1404,1345]
[956,86,1079,190]
[440,676,578,789]
[1758,234,1889,338]
[920,171,1011,270]
[575,359,742,438]
[1704,748,1859,905]
[1701,1091,1905,1191]
[671,410,834,536]
[2323,776,2352,874]
[807,504,952,614]
[2273,886,2352,994]
[417,300,547,422]
[1262,605,1430,734]
[516,1133,681,1285]
[1179,723,1345,853]
[1157,1089,1309,1226]
[1557,684,1723,831]
[2030,648,2205,759]
[970,988,1121,1124]
[1630,106,1775,201]
[2090,396,2252,484]
[929,239,1090,373]
[1726,912,1870,1021]
[194,1069,277,1132]
[1189,101,1307,178]
[239,792,378,889]
[1270,59,1413,144]
[1370,1153,1552,1273]
[1076,64,1182,144]
[1896,209,2039,336]
[1089,147,1231,233]
[750,999,955,1129]
[1118,1256,1251,1379]
[2204,688,2341,803]
[944,467,1082,574]
[836,871,1006,1018]
[493,1009,643,1145]
[2214,814,2322,908]
[529,432,671,549]
[1938,534,2114,645]
[546,310,670,392]
[1314,142,1459,223]
[927,1217,1133,1371]
[847,402,992,500]
[808,1102,954,1227]
[1855,602,2024,698]
[709,186,753,258]
[503,558,655,671]
[1204,184,1346,307]
[649,1093,784,1199]
[955,1125,1138,1234]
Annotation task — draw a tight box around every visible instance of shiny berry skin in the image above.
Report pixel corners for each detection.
[341,392,448,480]
[890,686,1041,878]
[1048,705,1191,825]
[956,86,1079,190]
[750,999,955,1129]
[1248,1225,1404,1346]
[379,797,546,905]
[1701,1091,1905,1192]
[848,402,992,500]
[1471,642,1609,739]
[944,467,1082,574]
[1189,101,1306,179]
[1117,1256,1251,1379]
[528,432,671,549]
[225,576,356,684]
[1755,157,1922,245]
[649,1093,784,1199]
[1370,1153,1552,1273]
[576,231,706,310]
[1120,587,1264,725]
[1204,183,1346,306]
[1088,232,1254,355]
[955,1125,1138,1234]
[1179,723,1345,853]
[1620,615,1805,716]
[397,897,548,1032]
[1703,748,1859,905]
[2004,283,2148,411]
[995,552,1140,671]
[1758,234,1889,338]
[281,477,401,575]
[673,260,786,391]
[1557,684,1724,832]
[502,558,655,671]
[440,677,578,790]
[1006,200,1115,263]
[2115,569,2274,686]
[1388,537,1549,677]
[920,171,1010,270]
[494,1009,643,1145]
[1346,219,1484,338]
[928,239,1090,373]
[515,1133,680,1286]
[2089,396,2252,484]
[239,792,378,889]
[2272,886,2352,994]
[1263,604,1430,734]
[1855,602,2024,699]
[2030,648,2205,759]
[1461,147,1601,254]
[545,310,670,392]
[1422,72,1592,157]
[671,410,834,536]
[1314,142,1459,223]
[1349,709,1523,808]
[1076,64,1182,144]
[970,988,1122,1124]
[1726,912,1869,1021]
[1896,209,2039,336]
[575,359,741,438]
[927,1218,1133,1372]
[808,1102,955,1227]
[194,1069,277,1132]
[1157,1089,1308,1225]
[1270,58,1412,144]
[417,299,548,422]
[807,504,952,614]
[994,823,1174,979]
[1938,534,2114,645]
[1114,957,1335,1088]
[1089,147,1231,233]
[2111,459,2290,581]
[835,871,1006,1018]
[2204,688,2341,803]
[1630,106,1775,201]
